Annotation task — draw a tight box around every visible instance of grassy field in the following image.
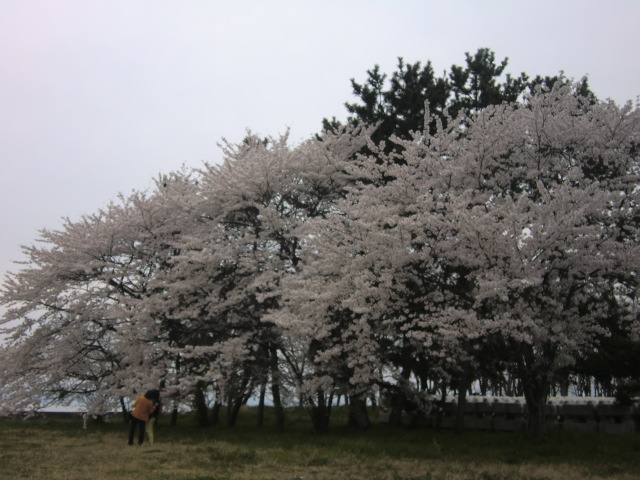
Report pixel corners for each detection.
[1,407,638,480]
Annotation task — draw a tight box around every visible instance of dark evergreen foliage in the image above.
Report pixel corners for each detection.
[324,47,594,147]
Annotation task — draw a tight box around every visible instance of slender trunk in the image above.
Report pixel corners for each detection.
[226,395,244,426]
[480,377,488,396]
[170,406,179,426]
[170,355,181,426]
[389,363,411,427]
[257,381,267,427]
[434,381,448,430]
[194,382,210,427]
[560,378,569,397]
[270,345,285,431]
[308,389,331,433]
[120,397,129,423]
[454,370,471,433]
[225,373,253,426]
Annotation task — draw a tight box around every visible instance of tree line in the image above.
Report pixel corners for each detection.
[1,49,638,438]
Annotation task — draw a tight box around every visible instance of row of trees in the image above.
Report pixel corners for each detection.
[1,52,639,438]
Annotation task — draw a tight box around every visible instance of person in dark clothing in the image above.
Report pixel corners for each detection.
[145,389,162,444]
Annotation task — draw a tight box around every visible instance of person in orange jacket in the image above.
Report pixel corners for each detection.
[128,390,157,445]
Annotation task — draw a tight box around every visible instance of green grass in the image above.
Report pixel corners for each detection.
[0,406,638,480]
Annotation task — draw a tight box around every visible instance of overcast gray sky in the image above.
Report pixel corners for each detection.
[1,0,639,286]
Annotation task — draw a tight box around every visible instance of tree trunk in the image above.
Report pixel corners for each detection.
[454,371,471,433]
[120,397,129,423]
[479,377,488,396]
[348,395,370,429]
[434,381,448,430]
[559,378,570,397]
[389,363,411,427]
[308,389,331,433]
[270,345,285,431]
[226,395,244,426]
[170,406,179,426]
[210,400,221,425]
[522,374,549,439]
[257,381,267,427]
[194,382,210,427]
[225,372,253,426]
[171,355,181,426]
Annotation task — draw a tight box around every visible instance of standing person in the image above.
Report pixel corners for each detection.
[128,390,156,446]
[145,389,162,445]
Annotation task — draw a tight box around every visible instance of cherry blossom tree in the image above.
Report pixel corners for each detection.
[143,127,370,429]
[0,167,207,416]
[301,80,638,437]
[281,124,481,428]
[456,85,640,437]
